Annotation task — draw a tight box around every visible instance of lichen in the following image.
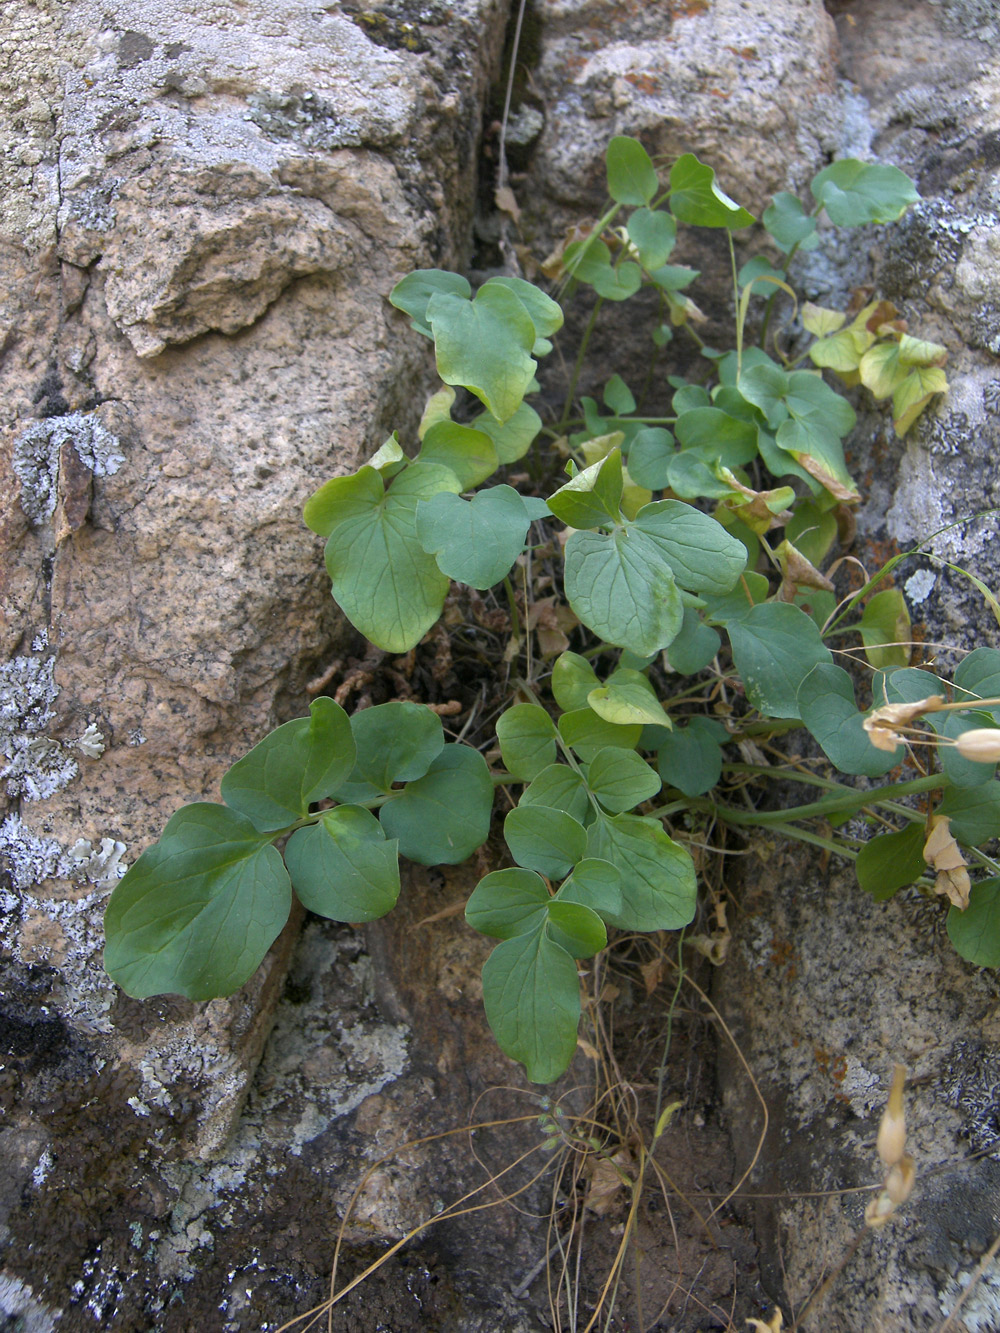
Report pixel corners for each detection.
[12,412,125,525]
[245,90,364,151]
[0,813,67,890]
[0,655,78,802]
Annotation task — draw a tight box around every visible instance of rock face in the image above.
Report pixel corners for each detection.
[0,0,516,1325]
[3,0,1000,1328]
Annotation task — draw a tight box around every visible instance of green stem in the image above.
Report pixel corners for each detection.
[727,231,742,378]
[503,575,521,643]
[558,297,605,434]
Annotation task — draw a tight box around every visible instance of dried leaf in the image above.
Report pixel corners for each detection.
[584,1149,632,1215]
[924,814,970,910]
[494,185,521,223]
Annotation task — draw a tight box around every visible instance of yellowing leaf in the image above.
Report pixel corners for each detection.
[892,366,948,436]
[859,340,909,400]
[801,302,846,337]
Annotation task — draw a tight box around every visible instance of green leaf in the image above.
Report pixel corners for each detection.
[367,432,407,477]
[669,153,755,229]
[940,782,1000,847]
[656,717,727,796]
[587,668,669,726]
[585,746,661,813]
[648,263,700,292]
[763,192,819,251]
[632,500,748,594]
[948,879,1000,968]
[797,663,903,775]
[465,867,550,939]
[737,362,790,427]
[380,745,493,864]
[482,275,564,353]
[552,651,601,712]
[103,804,291,1000]
[626,427,674,490]
[810,159,919,227]
[416,420,498,489]
[664,608,722,675]
[563,525,684,656]
[220,697,356,832]
[471,402,543,464]
[316,463,458,652]
[786,370,858,438]
[548,449,624,529]
[496,703,558,781]
[389,269,471,336]
[504,805,588,879]
[555,858,623,921]
[427,284,537,424]
[603,374,636,416]
[728,602,833,719]
[285,806,400,921]
[702,570,769,626]
[955,650,1000,721]
[558,709,642,762]
[586,813,697,931]
[859,589,911,670]
[606,135,659,205]
[416,486,530,590]
[565,239,643,300]
[627,207,677,268]
[784,499,837,568]
[855,823,927,901]
[546,900,607,958]
[345,701,444,797]
[481,929,581,1083]
[519,764,590,823]
[775,418,858,503]
[675,407,758,461]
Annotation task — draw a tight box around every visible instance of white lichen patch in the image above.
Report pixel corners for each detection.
[65,836,126,885]
[72,722,105,758]
[905,568,938,604]
[0,1272,60,1332]
[12,412,124,524]
[0,814,68,890]
[0,654,80,802]
[940,1260,1000,1332]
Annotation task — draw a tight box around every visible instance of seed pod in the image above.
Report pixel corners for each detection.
[876,1063,907,1167]
[954,728,1000,764]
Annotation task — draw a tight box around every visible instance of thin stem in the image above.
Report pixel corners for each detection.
[503,574,521,643]
[558,297,605,434]
[727,231,742,378]
[496,0,529,195]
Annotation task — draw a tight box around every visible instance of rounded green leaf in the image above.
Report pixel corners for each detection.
[345,701,444,797]
[504,805,587,879]
[585,813,696,931]
[627,207,677,269]
[885,668,997,789]
[285,806,400,921]
[546,900,607,959]
[472,402,543,464]
[586,747,662,814]
[555,858,623,921]
[797,663,903,776]
[762,192,820,251]
[728,602,833,719]
[496,703,558,782]
[633,500,748,595]
[606,135,659,205]
[416,420,498,489]
[855,824,926,902]
[482,275,564,349]
[563,526,684,657]
[669,153,755,228]
[380,745,493,864]
[736,362,790,427]
[664,608,722,675]
[465,867,550,940]
[104,804,291,1000]
[558,708,642,761]
[627,427,674,490]
[320,463,458,652]
[427,285,537,424]
[220,697,356,832]
[587,668,668,727]
[656,717,727,797]
[810,160,919,227]
[947,879,1000,968]
[955,650,1000,721]
[552,651,601,712]
[859,589,911,670]
[675,407,758,461]
[519,764,590,823]
[417,486,531,590]
[389,268,472,336]
[481,930,581,1083]
[940,782,1000,848]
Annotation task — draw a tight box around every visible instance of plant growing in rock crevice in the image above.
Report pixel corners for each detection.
[104,138,1000,1083]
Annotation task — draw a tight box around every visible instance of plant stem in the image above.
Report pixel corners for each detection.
[558,297,605,434]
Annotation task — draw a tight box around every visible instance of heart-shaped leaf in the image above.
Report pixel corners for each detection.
[285,805,400,921]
